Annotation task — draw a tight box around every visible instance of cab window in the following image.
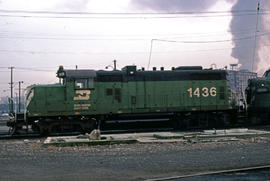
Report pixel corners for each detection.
[75,79,88,89]
[75,78,94,89]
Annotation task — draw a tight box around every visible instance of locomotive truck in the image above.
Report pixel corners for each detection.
[8,65,237,134]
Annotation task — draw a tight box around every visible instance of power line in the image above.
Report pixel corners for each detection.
[0,66,89,70]
[16,67,56,72]
[146,32,270,69]
[0,67,57,72]
[0,47,238,55]
[0,32,268,42]
[0,30,260,40]
[0,36,148,41]
[16,66,58,69]
[153,36,251,44]
[148,39,154,70]
[0,30,268,42]
[154,32,270,44]
[0,27,261,37]
[0,9,269,19]
[0,70,55,73]
[1,43,270,56]
[0,9,262,15]
[0,31,230,38]
[0,13,263,19]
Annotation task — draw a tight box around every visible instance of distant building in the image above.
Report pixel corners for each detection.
[0,96,8,104]
[0,97,9,113]
[0,95,26,113]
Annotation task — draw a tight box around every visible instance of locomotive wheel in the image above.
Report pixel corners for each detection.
[38,123,49,136]
[81,118,97,133]
[207,114,218,128]
[8,123,23,135]
[8,125,17,135]
[171,114,187,130]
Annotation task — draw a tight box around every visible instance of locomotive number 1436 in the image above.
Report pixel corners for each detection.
[187,87,217,98]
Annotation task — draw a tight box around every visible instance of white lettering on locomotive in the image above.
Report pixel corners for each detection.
[74,104,91,110]
[187,87,217,98]
[73,90,91,100]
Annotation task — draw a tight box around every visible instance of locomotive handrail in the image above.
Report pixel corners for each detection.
[241,84,248,112]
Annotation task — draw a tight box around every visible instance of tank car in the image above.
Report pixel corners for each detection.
[8,65,237,134]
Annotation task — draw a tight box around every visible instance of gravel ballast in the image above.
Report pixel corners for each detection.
[1,137,270,181]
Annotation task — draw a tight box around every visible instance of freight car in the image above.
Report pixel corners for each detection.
[246,69,270,123]
[8,65,237,134]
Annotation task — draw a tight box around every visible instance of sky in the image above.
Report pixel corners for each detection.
[0,0,269,97]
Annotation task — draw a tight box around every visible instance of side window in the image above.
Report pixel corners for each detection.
[115,88,121,103]
[105,88,121,103]
[106,88,113,96]
[75,79,88,89]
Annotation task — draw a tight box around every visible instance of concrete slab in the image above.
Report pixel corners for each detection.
[199,129,270,138]
[44,136,137,146]
[43,128,270,146]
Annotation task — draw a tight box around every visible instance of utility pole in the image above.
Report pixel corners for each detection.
[8,66,14,99]
[18,81,23,113]
[252,1,260,72]
[8,66,14,113]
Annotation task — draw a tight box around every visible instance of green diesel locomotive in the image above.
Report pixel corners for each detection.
[246,69,270,123]
[9,65,236,134]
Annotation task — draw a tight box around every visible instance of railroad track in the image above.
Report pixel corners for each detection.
[0,133,41,139]
[0,127,174,140]
[0,123,269,140]
[145,165,270,181]
[0,131,85,139]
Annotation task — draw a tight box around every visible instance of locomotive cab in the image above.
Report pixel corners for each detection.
[25,65,97,118]
[246,69,270,105]
[22,66,98,133]
[57,65,96,90]
[56,66,97,115]
[263,69,270,78]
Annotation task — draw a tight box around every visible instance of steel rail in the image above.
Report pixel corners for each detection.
[0,127,174,139]
[145,165,270,181]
